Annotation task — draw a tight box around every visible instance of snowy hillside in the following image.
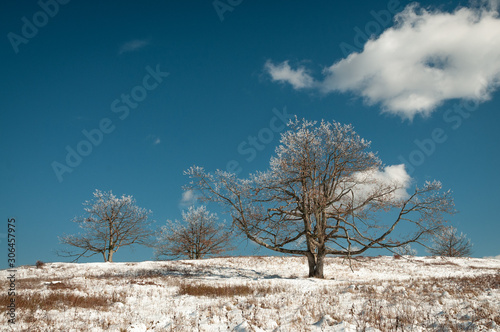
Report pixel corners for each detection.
[1,256,499,331]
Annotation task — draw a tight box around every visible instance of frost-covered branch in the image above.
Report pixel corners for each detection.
[58,190,154,262]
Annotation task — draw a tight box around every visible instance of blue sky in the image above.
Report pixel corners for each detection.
[1,0,499,267]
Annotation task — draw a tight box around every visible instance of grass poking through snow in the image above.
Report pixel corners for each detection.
[0,256,498,331]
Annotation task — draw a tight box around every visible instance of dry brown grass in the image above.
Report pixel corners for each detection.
[469,265,500,271]
[178,282,285,298]
[46,281,74,290]
[87,272,123,281]
[340,273,500,331]
[12,277,74,290]
[16,278,43,290]
[178,283,254,297]
[428,273,500,296]
[88,266,196,280]
[424,260,460,267]
[0,291,125,313]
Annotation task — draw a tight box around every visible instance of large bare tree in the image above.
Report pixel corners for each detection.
[186,118,455,278]
[155,205,232,259]
[59,190,154,262]
[427,226,473,257]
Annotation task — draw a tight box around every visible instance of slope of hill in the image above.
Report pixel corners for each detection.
[1,256,499,331]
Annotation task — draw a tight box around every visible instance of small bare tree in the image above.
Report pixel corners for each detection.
[395,244,417,256]
[59,190,154,262]
[186,118,455,278]
[427,226,473,257]
[155,205,233,260]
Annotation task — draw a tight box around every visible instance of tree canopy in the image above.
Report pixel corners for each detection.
[59,190,154,262]
[155,205,233,260]
[427,226,473,257]
[186,118,455,278]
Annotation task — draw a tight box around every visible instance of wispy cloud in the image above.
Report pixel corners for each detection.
[264,1,500,119]
[264,60,314,89]
[145,134,161,145]
[118,39,150,55]
[179,190,197,208]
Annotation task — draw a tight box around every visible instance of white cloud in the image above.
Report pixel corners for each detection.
[265,2,500,119]
[370,164,412,200]
[264,60,314,89]
[119,39,150,54]
[179,190,197,207]
[484,254,500,260]
[154,137,161,145]
[351,164,412,203]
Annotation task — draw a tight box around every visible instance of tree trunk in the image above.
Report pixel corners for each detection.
[107,250,114,262]
[316,253,325,278]
[306,252,315,277]
[306,252,325,278]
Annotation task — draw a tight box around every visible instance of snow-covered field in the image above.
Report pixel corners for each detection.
[1,255,499,331]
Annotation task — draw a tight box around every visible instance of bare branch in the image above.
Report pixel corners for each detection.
[58,190,154,262]
[185,118,455,278]
[154,205,234,260]
[427,226,473,257]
